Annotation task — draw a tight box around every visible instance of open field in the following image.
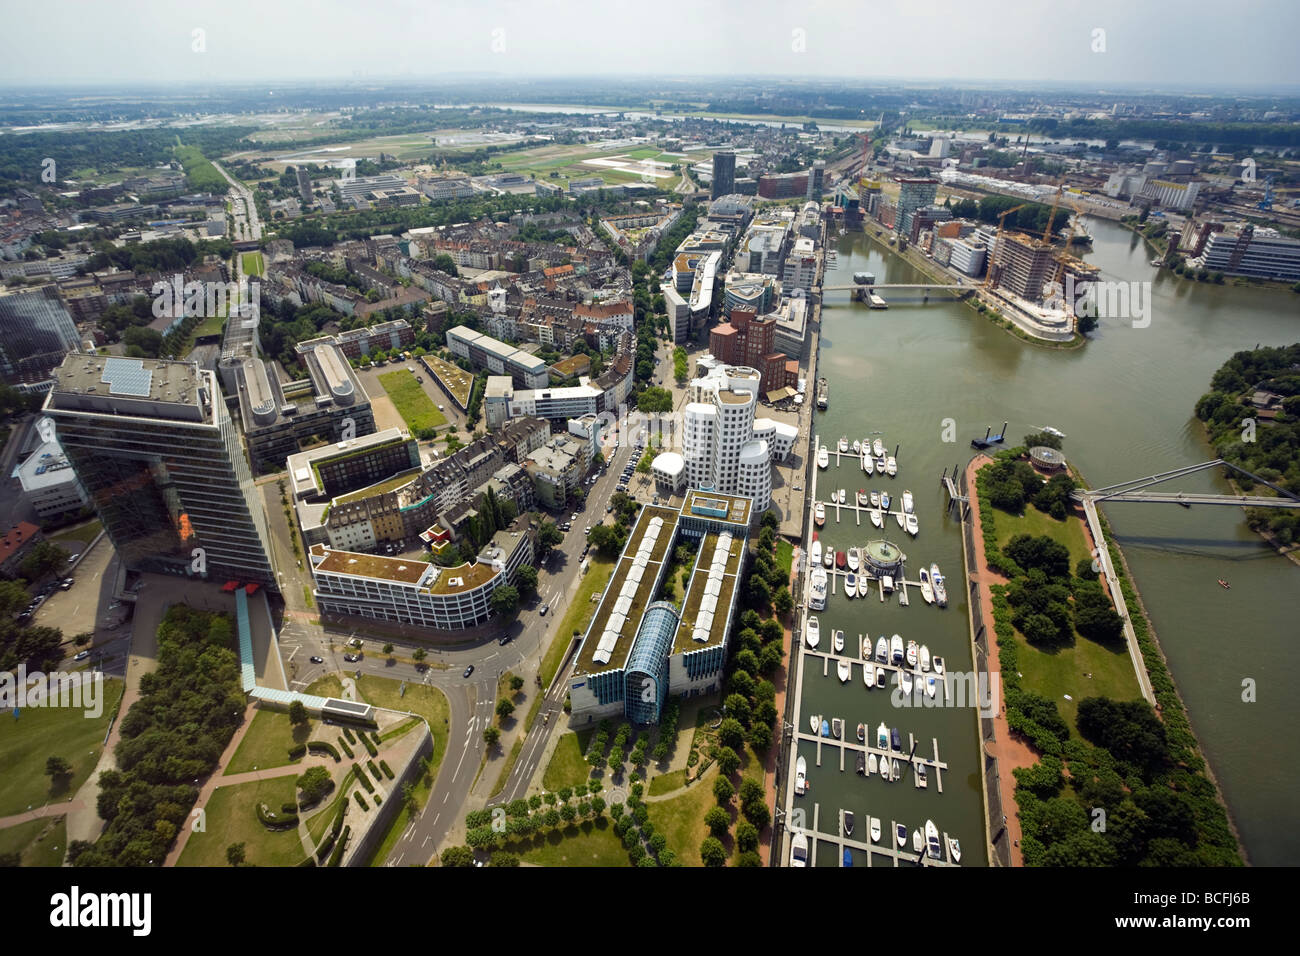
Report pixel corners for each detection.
[377,369,448,432]
[0,815,67,867]
[994,505,1092,570]
[240,251,265,276]
[223,707,310,776]
[504,817,628,866]
[542,732,591,791]
[48,519,102,548]
[177,777,306,867]
[0,678,123,817]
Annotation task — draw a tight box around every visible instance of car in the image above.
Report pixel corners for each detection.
[66,554,77,564]
[606,504,613,513]
[584,526,591,535]
[498,634,512,646]
[540,604,550,616]
[309,656,324,664]
[463,665,475,678]
[343,653,361,663]
[60,579,73,590]
[571,513,579,522]
[349,638,363,648]
[73,650,90,662]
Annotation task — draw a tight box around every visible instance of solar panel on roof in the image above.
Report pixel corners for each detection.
[101,357,154,397]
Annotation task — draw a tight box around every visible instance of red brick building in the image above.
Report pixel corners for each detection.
[708,306,794,394]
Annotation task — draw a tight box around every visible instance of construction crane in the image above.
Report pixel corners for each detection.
[1257,175,1275,211]
[1041,178,1067,243]
[1052,198,1088,288]
[983,203,1028,289]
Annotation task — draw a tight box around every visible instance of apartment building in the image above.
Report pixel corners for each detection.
[446,326,550,389]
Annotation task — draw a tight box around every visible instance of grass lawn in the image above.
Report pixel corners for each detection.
[240,251,265,277]
[647,769,685,796]
[177,777,307,867]
[355,675,450,788]
[378,369,447,432]
[305,674,345,699]
[776,539,794,580]
[304,770,355,847]
[490,736,524,798]
[223,707,311,776]
[0,815,67,866]
[0,678,123,818]
[994,503,1092,571]
[542,732,592,791]
[364,755,435,866]
[192,313,226,338]
[48,519,103,548]
[647,762,718,864]
[505,817,629,866]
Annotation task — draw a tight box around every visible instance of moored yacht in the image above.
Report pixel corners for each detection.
[810,538,822,565]
[856,489,869,507]
[872,438,884,458]
[857,574,869,598]
[881,574,894,593]
[890,634,904,664]
[906,639,918,667]
[837,659,852,683]
[881,491,891,511]
[948,836,962,863]
[900,669,914,696]
[926,820,942,860]
[845,572,857,597]
[918,567,935,604]
[814,502,825,526]
[926,675,937,699]
[795,755,807,795]
[838,436,849,453]
[876,665,885,686]
[809,568,828,610]
[870,490,880,508]
[848,546,860,571]
[852,439,861,454]
[896,824,907,848]
[916,761,928,789]
[817,445,829,469]
[863,452,873,475]
[835,549,847,570]
[856,721,866,742]
[913,829,924,855]
[876,721,889,749]
[870,508,883,528]
[905,513,919,537]
[831,717,843,740]
[902,490,914,514]
[931,564,948,607]
[871,817,882,843]
[869,753,879,776]
[844,810,855,837]
[895,509,906,530]
[834,629,844,653]
[805,616,820,648]
[823,546,835,568]
[932,656,945,675]
[920,644,931,671]
[886,456,897,477]
[791,831,809,867]
[875,636,888,662]
[864,662,875,688]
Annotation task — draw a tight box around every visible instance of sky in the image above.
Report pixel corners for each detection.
[0,0,1297,90]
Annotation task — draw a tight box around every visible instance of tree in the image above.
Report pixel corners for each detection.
[736,820,759,853]
[226,842,246,867]
[509,674,525,692]
[716,746,741,777]
[700,836,727,867]
[723,693,752,726]
[713,776,735,805]
[537,520,563,553]
[496,698,516,721]
[412,648,427,665]
[718,717,746,751]
[704,805,731,838]
[287,700,308,726]
[296,766,333,805]
[774,586,793,616]
[515,564,538,597]
[490,585,519,617]
[45,755,71,781]
[483,726,501,748]
[441,845,475,867]
[1004,534,1071,578]
[748,722,773,752]
[383,643,395,658]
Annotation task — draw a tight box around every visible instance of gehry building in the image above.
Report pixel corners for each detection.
[667,364,796,512]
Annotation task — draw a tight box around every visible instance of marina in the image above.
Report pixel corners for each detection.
[790,803,961,867]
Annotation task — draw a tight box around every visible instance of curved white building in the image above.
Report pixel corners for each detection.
[682,364,783,513]
[652,451,686,493]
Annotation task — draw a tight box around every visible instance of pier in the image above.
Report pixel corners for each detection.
[796,804,960,867]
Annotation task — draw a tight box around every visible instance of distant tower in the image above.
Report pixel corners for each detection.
[711,151,736,200]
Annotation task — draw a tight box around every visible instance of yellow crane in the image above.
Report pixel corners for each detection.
[983,203,1028,289]
[1041,178,1067,243]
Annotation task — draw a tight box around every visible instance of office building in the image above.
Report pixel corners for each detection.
[0,286,81,383]
[711,151,737,200]
[782,237,817,291]
[723,272,778,316]
[568,490,751,724]
[335,174,408,203]
[1196,224,1300,282]
[446,326,549,389]
[708,306,792,395]
[17,435,88,520]
[1137,179,1201,213]
[45,355,278,589]
[947,237,988,277]
[895,177,939,240]
[286,428,421,501]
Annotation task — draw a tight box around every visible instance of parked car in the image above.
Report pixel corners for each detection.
[309,656,324,664]
[73,650,90,662]
[60,579,73,590]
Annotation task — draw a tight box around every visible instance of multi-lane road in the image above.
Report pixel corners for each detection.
[212,160,262,242]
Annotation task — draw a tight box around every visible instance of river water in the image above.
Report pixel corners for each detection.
[800,217,1298,866]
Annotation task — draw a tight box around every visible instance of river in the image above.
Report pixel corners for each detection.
[802,216,1298,866]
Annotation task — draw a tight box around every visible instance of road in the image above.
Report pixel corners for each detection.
[212,160,262,242]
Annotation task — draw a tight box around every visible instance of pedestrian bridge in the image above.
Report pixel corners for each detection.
[1071,459,1300,509]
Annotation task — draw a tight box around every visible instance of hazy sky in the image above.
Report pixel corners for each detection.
[0,0,1296,90]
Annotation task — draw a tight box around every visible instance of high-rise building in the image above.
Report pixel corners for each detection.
[45,354,278,589]
[709,306,790,394]
[895,177,939,240]
[0,286,81,383]
[711,151,736,200]
[991,231,1057,302]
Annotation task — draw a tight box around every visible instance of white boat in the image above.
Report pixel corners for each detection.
[863,452,873,475]
[948,836,962,863]
[847,547,860,571]
[833,629,844,653]
[875,636,888,662]
[805,616,820,648]
[837,488,847,504]
[871,816,882,843]
[852,439,861,453]
[890,634,903,664]
[870,508,883,528]
[876,665,885,686]
[869,753,879,776]
[861,636,874,660]
[870,490,880,508]
[881,491,891,511]
[900,669,913,696]
[1037,425,1067,439]
[809,568,828,610]
[864,663,875,688]
[920,644,931,671]
[831,718,843,740]
[926,675,937,699]
[902,490,914,514]
[905,513,919,537]
[932,656,945,675]
[814,502,825,526]
[916,761,928,789]
[845,572,857,597]
[913,829,924,855]
[926,820,942,860]
[810,714,820,733]
[795,755,807,795]
[817,445,829,469]
[886,456,897,477]
[810,539,822,565]
[856,490,869,508]
[876,455,887,473]
[838,436,849,453]
[881,574,894,593]
[931,564,948,607]
[858,575,870,598]
[906,640,918,668]
[895,509,906,530]
[892,757,901,778]
[823,547,834,569]
[876,722,889,749]
[896,824,907,848]
[791,831,809,867]
[918,568,935,604]
[837,659,852,683]
[872,438,884,458]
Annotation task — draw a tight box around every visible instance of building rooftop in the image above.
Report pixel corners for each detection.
[681,488,752,527]
[49,354,210,423]
[672,530,743,654]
